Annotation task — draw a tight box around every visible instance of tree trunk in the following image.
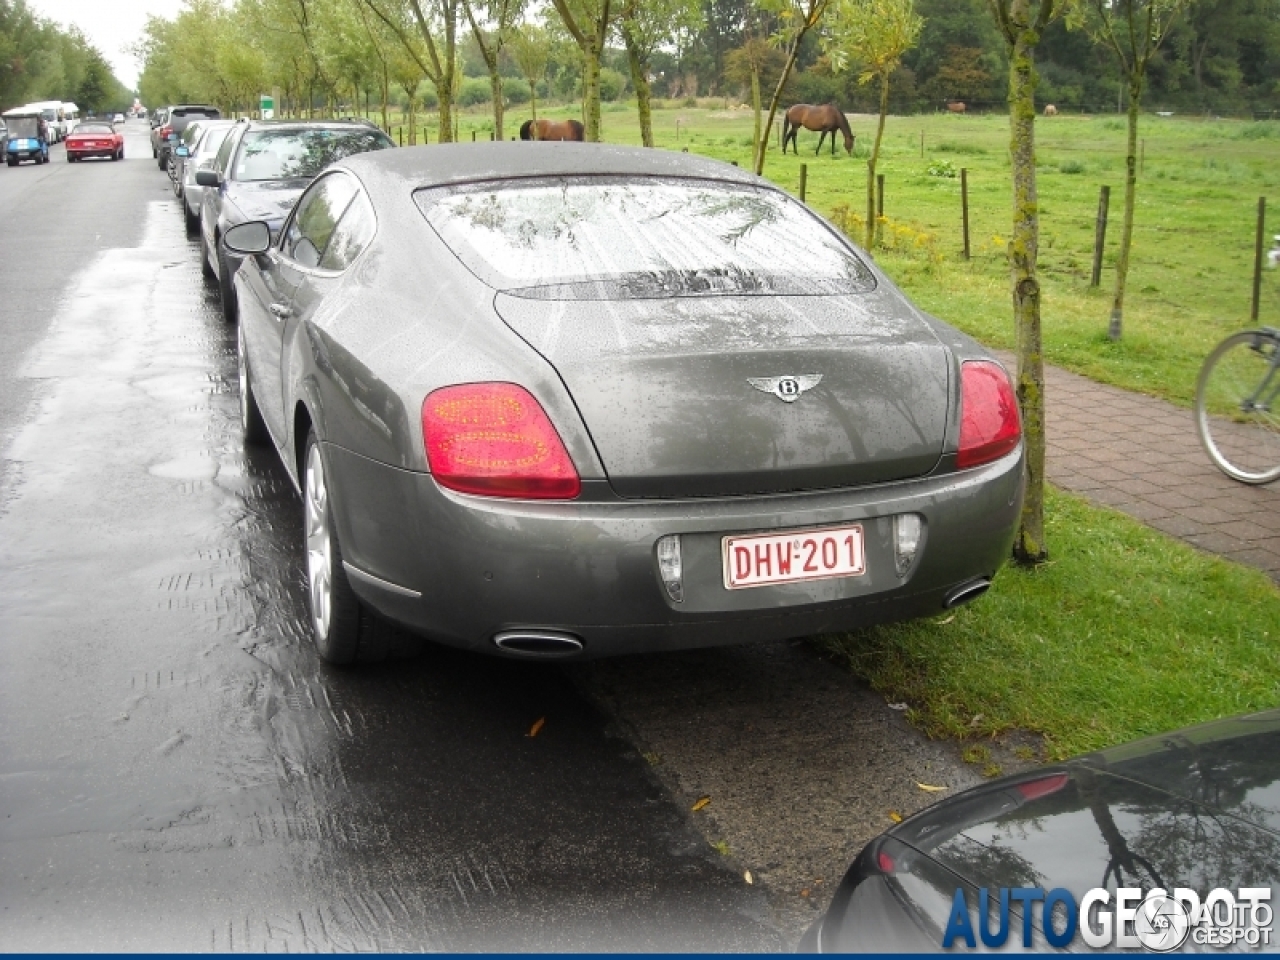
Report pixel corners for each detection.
[625,34,653,147]
[582,39,603,141]
[756,36,802,175]
[489,71,505,140]
[436,77,454,142]
[866,70,890,250]
[1008,25,1047,565]
[530,82,539,123]
[750,66,762,170]
[1108,75,1142,341]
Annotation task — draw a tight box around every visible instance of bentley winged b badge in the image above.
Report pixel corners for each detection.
[747,374,823,403]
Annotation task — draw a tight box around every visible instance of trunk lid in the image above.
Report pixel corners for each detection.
[494,291,951,499]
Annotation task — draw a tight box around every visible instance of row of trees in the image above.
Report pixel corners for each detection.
[0,0,131,112]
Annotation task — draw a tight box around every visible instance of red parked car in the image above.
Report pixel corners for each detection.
[66,120,124,162]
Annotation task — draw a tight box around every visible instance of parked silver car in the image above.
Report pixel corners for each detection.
[223,143,1025,665]
[174,119,237,233]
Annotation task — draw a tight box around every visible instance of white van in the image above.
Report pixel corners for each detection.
[24,101,66,141]
[61,102,80,135]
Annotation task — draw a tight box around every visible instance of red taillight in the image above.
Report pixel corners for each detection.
[1015,773,1070,802]
[956,361,1021,469]
[422,383,580,499]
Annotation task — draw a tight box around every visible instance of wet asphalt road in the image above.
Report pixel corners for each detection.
[0,123,978,950]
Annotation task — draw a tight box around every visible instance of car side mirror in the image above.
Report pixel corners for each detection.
[223,221,272,256]
[175,145,190,158]
[195,169,220,188]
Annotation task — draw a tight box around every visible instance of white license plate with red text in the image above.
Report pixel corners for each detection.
[723,524,866,589]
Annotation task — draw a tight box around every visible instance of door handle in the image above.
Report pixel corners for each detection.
[269,303,292,319]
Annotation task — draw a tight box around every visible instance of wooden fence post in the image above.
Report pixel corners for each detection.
[961,168,970,260]
[799,163,807,202]
[1091,185,1111,287]
[1252,196,1267,323]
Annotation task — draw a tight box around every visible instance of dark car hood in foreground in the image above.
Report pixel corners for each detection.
[224,178,309,223]
[813,710,1280,952]
[494,292,951,499]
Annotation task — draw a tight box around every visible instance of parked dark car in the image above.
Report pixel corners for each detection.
[221,143,1025,666]
[152,104,221,169]
[801,709,1280,953]
[197,119,394,322]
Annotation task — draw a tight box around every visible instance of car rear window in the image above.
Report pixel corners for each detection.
[76,123,114,134]
[415,176,875,300]
[232,127,394,182]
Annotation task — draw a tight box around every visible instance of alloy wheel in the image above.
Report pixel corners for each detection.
[305,443,332,641]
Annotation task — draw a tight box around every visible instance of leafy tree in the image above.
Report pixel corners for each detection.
[548,0,614,139]
[1072,0,1195,342]
[509,22,550,120]
[821,0,922,249]
[725,36,785,164]
[621,0,702,145]
[460,0,522,139]
[987,0,1070,565]
[752,0,834,174]
[361,0,460,140]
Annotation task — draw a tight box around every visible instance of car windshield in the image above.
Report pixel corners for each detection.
[76,123,113,134]
[417,176,876,299]
[7,117,39,138]
[232,128,393,182]
[40,109,57,121]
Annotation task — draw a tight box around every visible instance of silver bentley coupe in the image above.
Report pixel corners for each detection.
[223,143,1025,664]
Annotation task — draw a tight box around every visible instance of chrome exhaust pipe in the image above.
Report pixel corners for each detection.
[943,578,991,609]
[492,630,585,658]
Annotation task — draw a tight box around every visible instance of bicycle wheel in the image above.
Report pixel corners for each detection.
[1195,329,1280,484]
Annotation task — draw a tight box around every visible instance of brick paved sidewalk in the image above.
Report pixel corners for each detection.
[997,353,1280,582]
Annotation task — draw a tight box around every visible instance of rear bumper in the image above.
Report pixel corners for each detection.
[321,443,1024,659]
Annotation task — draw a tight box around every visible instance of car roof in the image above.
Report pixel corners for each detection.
[335,142,761,199]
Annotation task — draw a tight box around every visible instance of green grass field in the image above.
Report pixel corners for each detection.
[448,101,1278,409]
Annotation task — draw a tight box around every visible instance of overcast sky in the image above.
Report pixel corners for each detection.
[29,0,185,91]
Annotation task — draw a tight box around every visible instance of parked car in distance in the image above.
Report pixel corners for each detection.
[169,120,208,199]
[198,119,395,322]
[3,112,49,165]
[65,120,124,162]
[222,143,1024,665]
[801,708,1280,953]
[178,120,237,234]
[112,113,125,124]
[152,104,220,169]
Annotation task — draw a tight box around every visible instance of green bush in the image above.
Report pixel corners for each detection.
[933,140,987,155]
[458,77,492,107]
[1058,158,1086,174]
[599,67,628,102]
[926,158,958,178]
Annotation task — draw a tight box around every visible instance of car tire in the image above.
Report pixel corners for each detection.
[184,200,199,235]
[217,246,238,324]
[151,144,157,158]
[237,323,270,447]
[302,429,391,665]
[200,230,216,282]
[67,153,74,162]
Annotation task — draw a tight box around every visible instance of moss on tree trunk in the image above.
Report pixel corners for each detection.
[625,35,654,147]
[1008,26,1047,564]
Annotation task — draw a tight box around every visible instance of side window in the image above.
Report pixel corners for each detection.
[319,192,376,271]
[281,174,358,268]
[214,128,238,176]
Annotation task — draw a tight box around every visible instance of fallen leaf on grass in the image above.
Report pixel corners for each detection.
[888,810,903,823]
[692,795,711,812]
[916,782,948,793]
[527,717,546,737]
[937,615,956,625]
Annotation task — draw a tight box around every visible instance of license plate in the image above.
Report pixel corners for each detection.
[723,523,866,589]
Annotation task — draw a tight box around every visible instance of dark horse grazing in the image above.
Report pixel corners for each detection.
[519,118,585,141]
[782,103,854,156]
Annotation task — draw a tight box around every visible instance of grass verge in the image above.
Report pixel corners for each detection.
[815,486,1280,761]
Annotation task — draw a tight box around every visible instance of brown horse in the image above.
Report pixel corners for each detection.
[782,103,854,156]
[519,118,585,141]
[946,101,967,114]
